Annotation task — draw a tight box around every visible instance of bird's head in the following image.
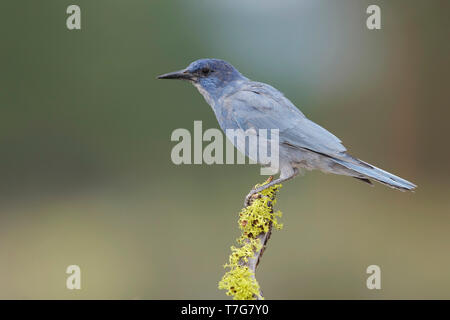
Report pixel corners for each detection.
[157,59,245,100]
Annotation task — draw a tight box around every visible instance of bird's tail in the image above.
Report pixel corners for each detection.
[332,158,417,191]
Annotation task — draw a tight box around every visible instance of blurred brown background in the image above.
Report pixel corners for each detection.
[0,0,449,299]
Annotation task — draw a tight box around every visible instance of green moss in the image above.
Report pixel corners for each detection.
[218,181,282,300]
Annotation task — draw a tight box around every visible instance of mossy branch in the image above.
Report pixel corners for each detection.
[218,176,283,300]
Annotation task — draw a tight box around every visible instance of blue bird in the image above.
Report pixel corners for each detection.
[158,59,416,205]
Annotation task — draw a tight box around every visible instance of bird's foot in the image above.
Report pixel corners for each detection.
[244,176,274,207]
[244,190,261,207]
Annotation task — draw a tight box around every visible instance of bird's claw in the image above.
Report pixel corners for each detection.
[244,176,273,206]
[244,191,260,207]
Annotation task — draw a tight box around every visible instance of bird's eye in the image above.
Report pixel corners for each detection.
[201,67,211,76]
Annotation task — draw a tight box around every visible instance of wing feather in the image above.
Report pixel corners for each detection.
[223,82,348,160]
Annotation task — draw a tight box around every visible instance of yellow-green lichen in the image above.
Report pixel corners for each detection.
[218,180,283,300]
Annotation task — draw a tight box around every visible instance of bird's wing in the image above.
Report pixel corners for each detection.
[222,82,350,160]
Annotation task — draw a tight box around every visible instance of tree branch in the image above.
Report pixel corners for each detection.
[218,176,283,300]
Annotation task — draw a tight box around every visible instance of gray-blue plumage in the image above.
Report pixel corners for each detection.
[158,59,416,197]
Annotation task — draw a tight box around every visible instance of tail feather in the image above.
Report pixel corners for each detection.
[333,158,417,191]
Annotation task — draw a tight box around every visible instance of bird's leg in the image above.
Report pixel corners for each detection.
[245,168,299,206]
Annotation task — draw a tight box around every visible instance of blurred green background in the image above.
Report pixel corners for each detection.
[0,0,449,299]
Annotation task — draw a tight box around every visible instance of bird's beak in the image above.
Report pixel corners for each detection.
[157,69,193,80]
